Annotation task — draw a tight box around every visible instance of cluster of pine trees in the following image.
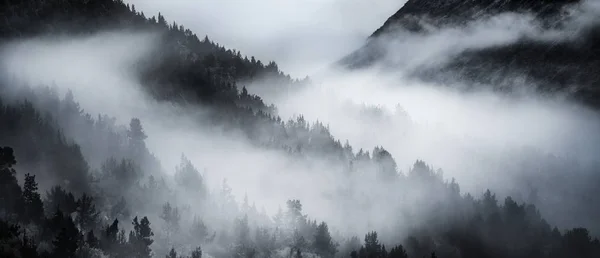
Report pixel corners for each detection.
[0,84,599,258]
[2,133,600,258]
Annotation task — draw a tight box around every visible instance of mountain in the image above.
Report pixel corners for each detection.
[371,0,578,36]
[342,0,600,107]
[0,0,352,160]
[1,1,600,258]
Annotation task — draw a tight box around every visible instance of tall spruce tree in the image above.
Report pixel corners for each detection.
[22,173,44,223]
[313,222,337,258]
[129,216,154,258]
[0,146,23,218]
[75,193,100,232]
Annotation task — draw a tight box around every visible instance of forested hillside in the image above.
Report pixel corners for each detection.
[0,0,599,258]
[342,0,600,108]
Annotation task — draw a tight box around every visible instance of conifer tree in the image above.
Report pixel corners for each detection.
[44,186,77,216]
[0,146,23,218]
[20,233,39,258]
[22,173,44,223]
[52,215,80,258]
[191,216,210,243]
[190,246,202,258]
[160,202,181,238]
[129,216,154,258]
[174,154,207,197]
[166,247,177,258]
[128,118,148,157]
[388,245,408,258]
[75,193,100,232]
[313,222,338,258]
[363,231,382,258]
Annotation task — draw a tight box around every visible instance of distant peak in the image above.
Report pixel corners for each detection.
[371,0,581,37]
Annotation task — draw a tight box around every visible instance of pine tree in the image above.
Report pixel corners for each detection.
[191,216,209,243]
[103,219,120,248]
[166,247,177,258]
[0,146,16,169]
[0,146,23,218]
[20,233,39,258]
[101,219,126,257]
[285,200,304,231]
[388,245,408,258]
[363,231,381,258]
[52,215,80,258]
[44,186,77,216]
[233,214,255,258]
[128,118,147,142]
[235,214,251,246]
[313,222,337,258]
[190,246,202,258]
[22,173,44,223]
[255,227,276,257]
[242,193,250,214]
[160,202,181,238]
[290,229,308,257]
[372,147,398,180]
[129,216,154,258]
[128,118,148,158]
[273,206,284,228]
[174,154,206,197]
[75,194,100,232]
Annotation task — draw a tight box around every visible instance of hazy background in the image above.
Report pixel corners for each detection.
[0,31,378,235]
[124,0,406,77]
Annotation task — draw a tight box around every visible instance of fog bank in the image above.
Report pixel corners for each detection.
[124,0,407,77]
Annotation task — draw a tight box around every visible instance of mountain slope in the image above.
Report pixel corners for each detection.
[0,0,355,161]
[342,0,600,107]
[371,0,578,36]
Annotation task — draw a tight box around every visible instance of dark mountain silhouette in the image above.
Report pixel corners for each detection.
[371,0,578,36]
[341,0,600,108]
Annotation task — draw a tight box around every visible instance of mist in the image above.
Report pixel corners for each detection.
[123,0,406,77]
[1,0,600,257]
[0,30,409,241]
[246,0,600,231]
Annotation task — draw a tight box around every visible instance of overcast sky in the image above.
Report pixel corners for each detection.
[124,0,406,77]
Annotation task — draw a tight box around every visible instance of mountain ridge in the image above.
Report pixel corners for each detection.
[342,0,600,107]
[371,0,580,36]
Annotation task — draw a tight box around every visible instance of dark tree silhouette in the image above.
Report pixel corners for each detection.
[191,246,203,258]
[22,173,44,223]
[51,213,80,258]
[0,147,23,220]
[75,193,100,232]
[129,216,154,258]
[313,222,338,258]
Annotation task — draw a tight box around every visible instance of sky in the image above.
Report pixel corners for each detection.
[124,0,406,77]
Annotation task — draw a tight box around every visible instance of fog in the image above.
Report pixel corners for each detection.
[1,0,600,255]
[124,0,406,77]
[0,31,403,239]
[246,0,600,230]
